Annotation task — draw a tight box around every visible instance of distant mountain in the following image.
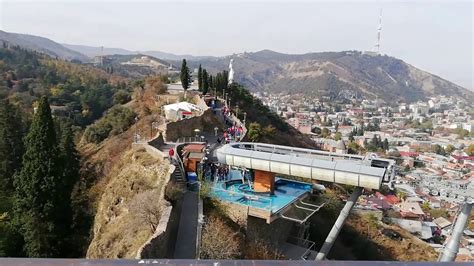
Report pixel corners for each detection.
[0,30,89,62]
[188,50,474,103]
[3,30,471,103]
[62,43,133,58]
[141,50,216,61]
[63,43,216,61]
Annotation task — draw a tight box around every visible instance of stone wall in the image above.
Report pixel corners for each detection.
[136,205,173,259]
[166,109,223,142]
[148,133,165,149]
[134,141,176,259]
[132,142,165,160]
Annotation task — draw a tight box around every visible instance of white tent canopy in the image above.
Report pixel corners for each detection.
[163,102,202,121]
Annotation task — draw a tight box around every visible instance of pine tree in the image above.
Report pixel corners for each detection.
[13,96,67,257]
[382,138,389,151]
[215,72,222,93]
[57,119,80,255]
[197,64,203,91]
[180,59,191,97]
[209,75,213,90]
[0,99,25,192]
[202,69,209,95]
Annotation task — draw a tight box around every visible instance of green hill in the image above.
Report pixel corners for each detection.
[185,50,473,103]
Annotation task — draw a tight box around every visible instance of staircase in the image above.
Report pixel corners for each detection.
[171,158,186,185]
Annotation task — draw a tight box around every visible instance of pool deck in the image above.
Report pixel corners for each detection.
[210,178,313,223]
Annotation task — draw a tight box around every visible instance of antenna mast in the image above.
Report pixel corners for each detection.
[374,8,382,54]
[100,46,104,66]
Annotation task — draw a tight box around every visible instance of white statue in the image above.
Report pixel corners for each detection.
[228,59,234,85]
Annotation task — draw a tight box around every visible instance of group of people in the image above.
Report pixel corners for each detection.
[203,162,231,182]
[219,123,244,144]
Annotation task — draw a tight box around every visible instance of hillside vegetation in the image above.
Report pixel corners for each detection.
[86,147,171,258]
[309,188,437,261]
[190,50,473,103]
[0,30,89,62]
[0,45,131,126]
[226,83,317,148]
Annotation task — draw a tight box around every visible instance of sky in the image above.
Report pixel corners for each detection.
[0,0,472,90]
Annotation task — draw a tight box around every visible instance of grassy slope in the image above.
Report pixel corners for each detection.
[77,82,171,258]
[86,147,170,258]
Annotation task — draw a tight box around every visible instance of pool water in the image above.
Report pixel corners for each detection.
[210,177,312,213]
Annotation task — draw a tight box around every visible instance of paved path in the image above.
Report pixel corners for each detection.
[173,191,199,259]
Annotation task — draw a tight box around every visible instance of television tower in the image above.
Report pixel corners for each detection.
[100,46,104,66]
[374,8,382,54]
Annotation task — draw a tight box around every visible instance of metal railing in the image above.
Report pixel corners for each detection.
[175,136,205,143]
[234,142,365,162]
[175,154,186,181]
[286,236,316,260]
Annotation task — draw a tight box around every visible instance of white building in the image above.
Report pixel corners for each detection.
[462,123,473,132]
[163,102,203,122]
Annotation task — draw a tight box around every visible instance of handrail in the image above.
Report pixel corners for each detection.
[236,142,366,161]
[286,236,316,260]
[280,202,325,224]
[176,154,186,180]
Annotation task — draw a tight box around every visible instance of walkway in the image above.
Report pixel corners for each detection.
[173,191,199,259]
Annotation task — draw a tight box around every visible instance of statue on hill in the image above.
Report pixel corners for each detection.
[228,58,234,85]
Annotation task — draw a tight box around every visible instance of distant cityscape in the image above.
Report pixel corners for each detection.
[256,91,473,258]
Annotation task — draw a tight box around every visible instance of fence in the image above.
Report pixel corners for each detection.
[175,136,205,143]
[286,236,316,260]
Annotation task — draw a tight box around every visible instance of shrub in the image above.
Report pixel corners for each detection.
[128,190,163,233]
[83,105,135,143]
[113,90,131,105]
[247,122,262,142]
[200,215,241,259]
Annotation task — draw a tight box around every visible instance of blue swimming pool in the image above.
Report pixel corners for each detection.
[210,176,312,213]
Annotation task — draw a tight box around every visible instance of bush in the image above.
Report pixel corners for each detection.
[113,90,131,105]
[247,122,262,142]
[83,105,135,143]
[200,216,241,259]
[241,239,284,260]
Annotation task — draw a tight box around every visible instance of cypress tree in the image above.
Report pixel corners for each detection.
[383,138,389,151]
[57,119,80,256]
[197,64,202,91]
[209,75,213,90]
[180,59,191,97]
[202,69,209,95]
[215,73,222,93]
[13,96,65,257]
[222,70,229,86]
[0,99,25,192]
[0,99,26,257]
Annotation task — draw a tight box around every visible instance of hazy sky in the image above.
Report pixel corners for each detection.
[0,0,472,90]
